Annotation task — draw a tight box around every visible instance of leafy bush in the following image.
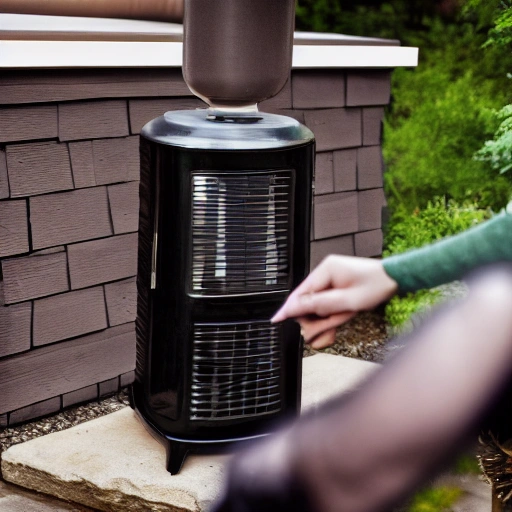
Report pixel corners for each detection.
[383,197,492,256]
[475,104,512,175]
[383,198,491,327]
[407,486,463,512]
[453,454,482,475]
[385,290,442,328]
[384,26,512,213]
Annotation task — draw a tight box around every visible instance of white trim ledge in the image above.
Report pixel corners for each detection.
[0,40,418,69]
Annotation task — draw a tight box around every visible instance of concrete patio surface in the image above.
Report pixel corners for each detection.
[1,354,378,511]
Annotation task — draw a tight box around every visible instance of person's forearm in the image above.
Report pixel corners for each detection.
[383,211,512,293]
[291,266,512,512]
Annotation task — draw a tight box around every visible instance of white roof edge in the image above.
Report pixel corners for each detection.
[0,40,418,69]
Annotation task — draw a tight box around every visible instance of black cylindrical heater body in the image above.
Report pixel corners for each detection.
[131,109,314,473]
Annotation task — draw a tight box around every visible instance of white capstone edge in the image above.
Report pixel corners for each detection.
[0,40,418,69]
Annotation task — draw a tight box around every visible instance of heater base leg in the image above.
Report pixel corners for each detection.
[165,439,191,475]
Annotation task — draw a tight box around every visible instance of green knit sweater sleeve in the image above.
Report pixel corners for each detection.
[382,210,512,293]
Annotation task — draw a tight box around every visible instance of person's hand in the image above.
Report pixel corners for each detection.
[271,255,398,349]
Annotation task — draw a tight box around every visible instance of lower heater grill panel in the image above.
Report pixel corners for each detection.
[191,321,282,421]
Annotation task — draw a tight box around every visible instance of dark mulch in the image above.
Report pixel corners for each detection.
[304,309,390,362]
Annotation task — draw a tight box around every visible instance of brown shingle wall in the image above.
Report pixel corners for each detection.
[30,187,112,249]
[292,71,345,109]
[0,323,136,415]
[92,137,139,184]
[67,233,138,290]
[1,249,69,304]
[33,286,108,346]
[58,100,130,141]
[7,141,73,197]
[0,105,58,143]
[0,67,391,426]
[68,141,96,188]
[0,200,29,257]
[129,97,206,134]
[0,150,10,199]
[107,182,140,234]
[104,277,137,327]
[0,302,31,358]
[346,71,392,107]
[0,69,190,105]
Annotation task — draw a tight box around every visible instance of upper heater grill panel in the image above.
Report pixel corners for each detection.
[191,170,294,296]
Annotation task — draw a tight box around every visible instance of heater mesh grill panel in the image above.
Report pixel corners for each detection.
[191,171,293,296]
[190,322,281,421]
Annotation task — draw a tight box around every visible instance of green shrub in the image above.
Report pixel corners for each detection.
[407,486,463,512]
[384,67,512,213]
[383,10,512,214]
[453,454,482,475]
[383,198,491,328]
[475,104,512,176]
[385,290,442,328]
[383,197,492,256]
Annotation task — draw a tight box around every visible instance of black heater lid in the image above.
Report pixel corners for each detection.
[140,109,314,151]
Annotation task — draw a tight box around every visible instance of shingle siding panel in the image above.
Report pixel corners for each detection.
[292,71,345,109]
[104,277,137,327]
[0,69,191,105]
[29,187,112,250]
[314,192,358,240]
[0,150,9,199]
[92,136,140,185]
[355,229,383,257]
[9,397,61,426]
[0,104,58,142]
[0,414,7,428]
[33,287,108,347]
[99,377,119,397]
[333,149,357,192]
[346,71,391,107]
[363,107,384,146]
[129,97,206,134]
[68,141,96,188]
[108,181,140,234]
[120,371,135,388]
[58,100,129,141]
[0,200,29,257]
[310,235,354,270]
[304,108,361,151]
[0,302,31,358]
[358,188,386,231]
[6,141,73,197]
[314,152,334,195]
[68,233,138,290]
[1,249,68,304]
[62,384,98,408]
[258,107,306,125]
[357,146,383,190]
[259,78,292,111]
[0,322,136,414]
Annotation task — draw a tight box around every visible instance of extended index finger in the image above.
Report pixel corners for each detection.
[271,259,338,323]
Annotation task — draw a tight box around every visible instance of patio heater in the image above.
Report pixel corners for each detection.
[130,0,315,474]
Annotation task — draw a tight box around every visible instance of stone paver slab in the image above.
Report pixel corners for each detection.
[0,480,93,511]
[1,354,378,512]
